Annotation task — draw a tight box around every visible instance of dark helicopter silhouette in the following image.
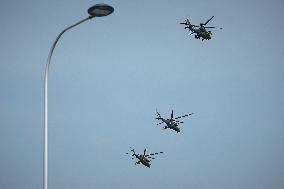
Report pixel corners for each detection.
[156,109,193,133]
[180,16,222,41]
[126,148,163,168]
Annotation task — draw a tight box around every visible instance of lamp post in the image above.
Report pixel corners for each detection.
[43,4,114,189]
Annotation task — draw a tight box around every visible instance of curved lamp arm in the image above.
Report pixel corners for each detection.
[43,16,93,189]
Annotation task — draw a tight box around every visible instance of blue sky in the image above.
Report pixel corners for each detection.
[1,0,284,189]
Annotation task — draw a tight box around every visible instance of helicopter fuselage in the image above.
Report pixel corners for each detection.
[168,125,181,133]
[187,26,211,40]
[160,118,180,133]
[199,31,211,40]
[135,154,151,168]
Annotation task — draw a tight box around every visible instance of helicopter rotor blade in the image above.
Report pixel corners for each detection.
[175,120,182,122]
[204,16,214,25]
[205,26,215,28]
[180,20,188,25]
[149,152,163,156]
[174,113,193,120]
[175,121,184,123]
[146,152,162,156]
[156,122,163,126]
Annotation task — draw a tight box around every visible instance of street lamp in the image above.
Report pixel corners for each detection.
[44,4,113,189]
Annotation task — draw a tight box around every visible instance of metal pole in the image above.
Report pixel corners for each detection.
[44,16,93,189]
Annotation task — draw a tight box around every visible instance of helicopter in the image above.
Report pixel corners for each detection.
[156,109,193,133]
[180,16,221,41]
[126,148,163,168]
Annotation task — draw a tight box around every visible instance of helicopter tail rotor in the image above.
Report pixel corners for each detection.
[126,148,136,157]
[180,19,196,30]
[156,109,162,120]
[180,19,189,25]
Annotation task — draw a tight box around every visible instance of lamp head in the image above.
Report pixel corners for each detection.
[88,3,114,17]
